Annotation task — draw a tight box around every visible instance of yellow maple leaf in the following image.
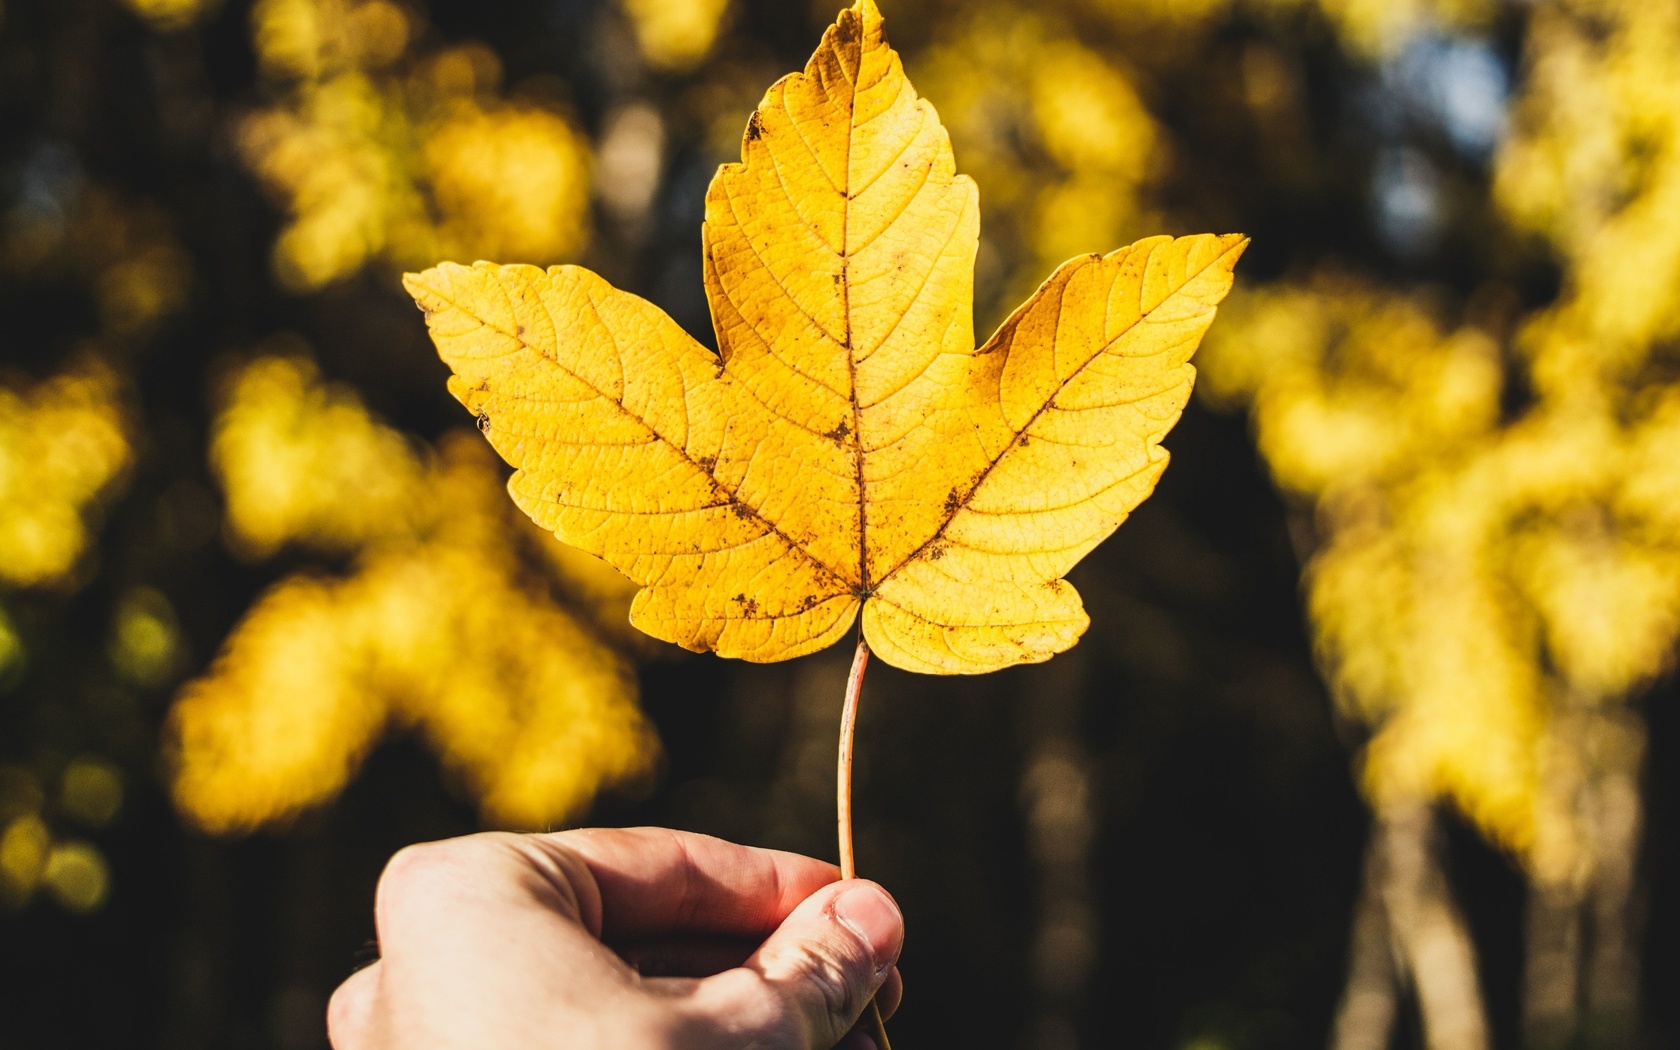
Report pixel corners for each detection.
[405,0,1244,674]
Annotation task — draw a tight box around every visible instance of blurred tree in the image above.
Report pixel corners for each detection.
[1,0,1678,1047]
[0,169,182,921]
[170,350,655,832]
[1200,1,1680,1046]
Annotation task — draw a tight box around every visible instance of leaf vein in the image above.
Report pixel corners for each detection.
[872,238,1242,590]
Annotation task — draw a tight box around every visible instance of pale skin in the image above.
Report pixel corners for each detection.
[327,828,905,1050]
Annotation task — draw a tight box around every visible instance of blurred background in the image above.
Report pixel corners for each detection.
[1,0,1677,1047]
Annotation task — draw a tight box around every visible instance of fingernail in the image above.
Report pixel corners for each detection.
[832,883,903,970]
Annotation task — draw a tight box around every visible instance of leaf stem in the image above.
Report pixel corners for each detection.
[838,636,868,880]
[838,635,893,1050]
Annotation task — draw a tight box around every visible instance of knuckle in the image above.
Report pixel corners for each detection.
[374,835,501,919]
[377,841,451,901]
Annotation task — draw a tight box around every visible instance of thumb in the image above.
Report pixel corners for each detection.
[688,880,903,1049]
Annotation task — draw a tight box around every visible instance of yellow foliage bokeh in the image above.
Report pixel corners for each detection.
[212,349,424,557]
[623,0,732,72]
[1200,2,1680,882]
[423,103,592,266]
[0,791,105,913]
[915,7,1161,320]
[0,138,188,922]
[1087,0,1493,57]
[0,360,130,589]
[172,352,655,831]
[241,0,592,290]
[1203,282,1552,855]
[121,0,220,32]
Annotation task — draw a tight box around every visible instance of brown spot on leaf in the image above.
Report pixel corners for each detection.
[734,593,761,617]
[943,488,962,513]
[697,454,718,474]
[516,324,526,338]
[746,112,765,141]
[825,421,851,444]
[928,545,945,561]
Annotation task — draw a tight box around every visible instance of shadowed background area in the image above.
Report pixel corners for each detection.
[0,1,1676,1048]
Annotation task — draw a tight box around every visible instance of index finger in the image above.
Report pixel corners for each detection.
[529,827,840,942]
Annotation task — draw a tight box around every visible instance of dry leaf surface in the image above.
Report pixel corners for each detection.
[406,0,1244,673]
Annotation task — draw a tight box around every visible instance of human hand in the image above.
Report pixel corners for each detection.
[327,827,904,1050]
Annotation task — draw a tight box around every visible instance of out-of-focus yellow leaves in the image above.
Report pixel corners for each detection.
[40,841,109,913]
[1203,130,1680,880]
[1495,0,1680,399]
[407,0,1245,674]
[623,0,732,72]
[212,348,423,557]
[0,608,22,680]
[1204,280,1553,854]
[1030,45,1154,179]
[0,360,130,589]
[1313,516,1545,852]
[422,104,591,265]
[254,0,411,79]
[0,814,50,903]
[241,0,592,290]
[107,587,184,688]
[121,0,220,32]
[0,201,144,915]
[172,574,387,831]
[1304,0,1492,57]
[1199,279,1502,494]
[1513,517,1680,702]
[59,759,124,829]
[1081,0,1231,28]
[916,8,1161,319]
[1620,388,1680,534]
[0,766,117,912]
[1086,0,1493,57]
[171,352,656,831]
